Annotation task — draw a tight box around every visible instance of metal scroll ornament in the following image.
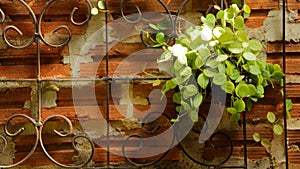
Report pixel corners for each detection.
[0,0,94,168]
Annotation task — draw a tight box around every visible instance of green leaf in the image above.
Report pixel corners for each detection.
[229,47,244,54]
[271,71,285,80]
[216,54,228,62]
[256,84,264,95]
[195,57,204,69]
[249,39,263,51]
[206,59,219,68]
[234,16,245,29]
[216,10,225,19]
[252,133,261,142]
[230,69,240,80]
[173,92,181,104]
[261,139,271,148]
[149,23,159,30]
[203,68,217,77]
[98,0,106,9]
[225,81,235,93]
[274,64,282,72]
[197,73,209,89]
[286,99,293,111]
[197,45,210,58]
[156,32,166,44]
[193,94,203,108]
[213,72,227,86]
[176,106,181,112]
[181,101,191,111]
[273,124,283,135]
[236,30,249,42]
[267,112,276,123]
[243,52,256,61]
[190,111,198,122]
[152,79,161,86]
[249,65,261,75]
[235,75,245,83]
[174,60,184,70]
[230,113,240,122]
[248,84,257,96]
[234,99,246,112]
[219,29,234,43]
[206,13,216,28]
[186,84,198,96]
[246,98,253,111]
[218,64,225,73]
[180,67,192,76]
[227,107,237,114]
[165,79,177,90]
[225,61,234,75]
[244,4,251,14]
[235,83,249,98]
[157,19,172,30]
[91,7,99,15]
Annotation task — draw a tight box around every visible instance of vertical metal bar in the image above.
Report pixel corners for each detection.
[243,111,247,168]
[105,0,110,167]
[36,37,42,125]
[282,0,289,168]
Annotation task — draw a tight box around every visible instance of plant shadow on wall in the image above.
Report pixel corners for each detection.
[141,3,293,151]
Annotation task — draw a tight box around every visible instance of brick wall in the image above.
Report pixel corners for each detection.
[0,0,299,168]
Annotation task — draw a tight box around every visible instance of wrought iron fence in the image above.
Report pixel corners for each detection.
[0,0,288,168]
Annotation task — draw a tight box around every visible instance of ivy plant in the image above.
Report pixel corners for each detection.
[91,0,108,15]
[148,4,291,146]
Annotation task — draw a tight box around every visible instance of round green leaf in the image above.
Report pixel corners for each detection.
[91,7,99,15]
[197,45,210,58]
[197,73,209,89]
[248,84,257,96]
[236,30,249,42]
[203,68,217,77]
[206,13,216,28]
[244,4,251,14]
[243,52,256,61]
[219,30,233,43]
[186,84,198,95]
[273,124,283,135]
[195,57,204,69]
[156,32,166,44]
[173,92,181,104]
[98,0,106,9]
[157,19,172,30]
[234,99,246,112]
[193,94,203,108]
[227,107,237,114]
[213,73,227,85]
[190,111,198,122]
[180,67,192,76]
[249,39,263,51]
[267,112,276,123]
[230,113,240,122]
[252,133,261,142]
[261,139,271,148]
[149,23,159,30]
[152,79,161,86]
[235,83,249,98]
[234,16,245,29]
[216,10,225,19]
[225,81,235,93]
[229,47,244,54]
[249,65,261,75]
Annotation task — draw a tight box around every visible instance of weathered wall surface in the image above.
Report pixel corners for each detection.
[0,0,299,168]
